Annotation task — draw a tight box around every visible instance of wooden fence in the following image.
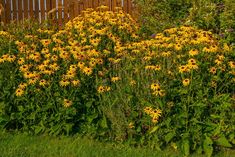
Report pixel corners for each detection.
[0,0,136,25]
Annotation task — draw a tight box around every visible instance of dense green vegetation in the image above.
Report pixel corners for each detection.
[0,3,234,157]
[134,0,235,43]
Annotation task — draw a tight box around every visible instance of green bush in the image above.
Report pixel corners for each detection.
[133,0,192,36]
[134,0,235,43]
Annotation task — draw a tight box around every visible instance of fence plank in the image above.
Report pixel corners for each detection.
[35,0,39,20]
[116,0,122,8]
[95,0,99,8]
[63,0,69,22]
[45,0,50,20]
[18,0,23,21]
[1,0,136,25]
[0,0,5,23]
[68,0,74,20]
[12,0,17,21]
[40,0,45,21]
[23,0,28,19]
[19,0,23,21]
[87,0,91,8]
[6,0,12,22]
[58,0,62,27]
[50,0,57,23]
[79,0,84,14]
[127,0,132,15]
[28,0,33,19]
[112,0,117,11]
[123,0,128,13]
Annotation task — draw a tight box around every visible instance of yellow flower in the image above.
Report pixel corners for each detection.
[152,89,165,97]
[182,78,190,86]
[51,55,58,61]
[97,86,110,93]
[59,80,70,87]
[128,122,134,129]
[211,80,217,88]
[150,109,162,118]
[63,99,72,108]
[78,62,85,69]
[155,65,161,71]
[152,116,160,123]
[98,86,105,93]
[15,88,24,97]
[174,44,182,51]
[71,80,80,86]
[82,67,93,76]
[229,61,235,69]
[0,57,5,63]
[111,77,120,82]
[89,60,96,67]
[161,51,171,57]
[189,49,199,56]
[179,65,189,73]
[150,83,160,91]
[144,107,153,115]
[18,83,27,89]
[96,58,103,65]
[49,63,60,71]
[39,79,47,87]
[130,80,136,86]
[23,72,35,79]
[28,78,38,85]
[6,55,16,62]
[145,65,156,70]
[210,67,217,75]
[215,59,222,65]
[64,71,75,79]
[223,43,231,52]
[17,58,25,65]
[188,58,196,64]
[40,39,51,47]
[187,63,198,70]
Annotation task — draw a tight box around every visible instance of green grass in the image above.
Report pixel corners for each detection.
[0,132,234,157]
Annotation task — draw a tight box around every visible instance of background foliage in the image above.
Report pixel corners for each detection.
[133,0,235,43]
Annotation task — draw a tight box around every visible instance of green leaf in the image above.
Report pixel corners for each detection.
[149,126,159,134]
[100,117,108,129]
[203,136,213,157]
[182,138,190,157]
[34,126,43,134]
[165,132,175,143]
[215,136,232,148]
[17,106,24,112]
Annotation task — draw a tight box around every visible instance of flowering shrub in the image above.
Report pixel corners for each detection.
[0,6,234,156]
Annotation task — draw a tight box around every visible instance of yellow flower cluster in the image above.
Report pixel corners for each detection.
[144,106,162,123]
[0,6,140,98]
[150,83,165,97]
[97,85,111,93]
[0,6,234,107]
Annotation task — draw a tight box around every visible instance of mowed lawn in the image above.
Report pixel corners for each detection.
[0,132,234,157]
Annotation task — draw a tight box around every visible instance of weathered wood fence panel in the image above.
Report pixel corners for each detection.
[0,0,135,25]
